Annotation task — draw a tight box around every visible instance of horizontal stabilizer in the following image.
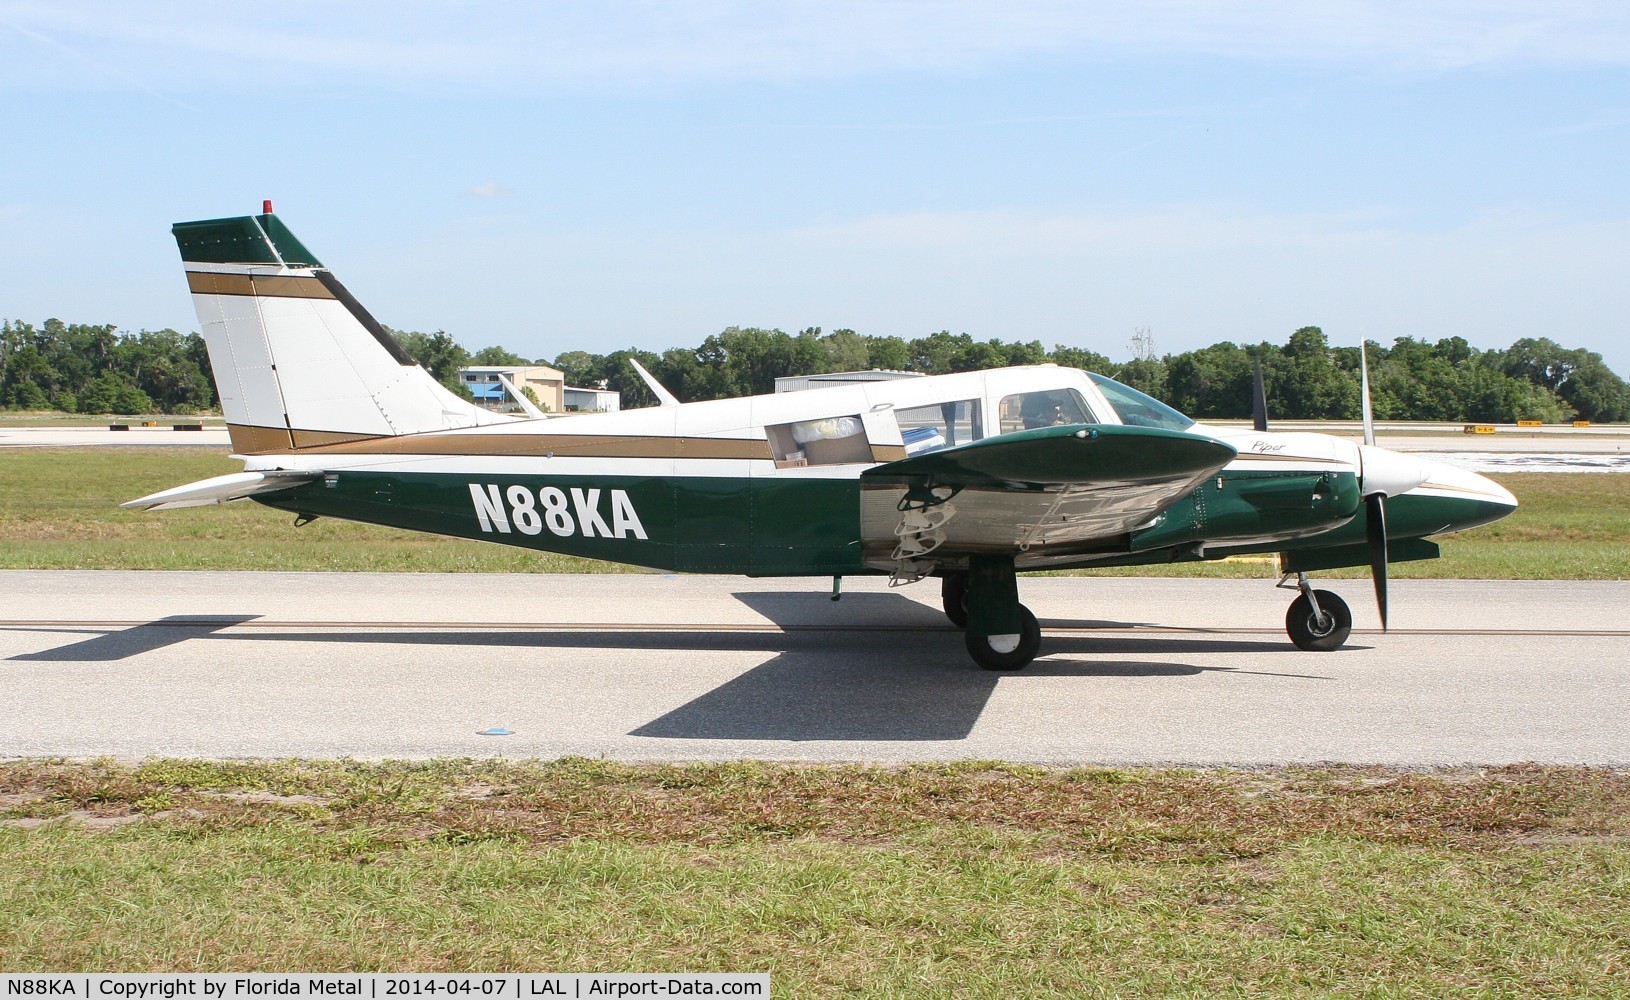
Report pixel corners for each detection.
[866,424,1236,488]
[122,470,320,511]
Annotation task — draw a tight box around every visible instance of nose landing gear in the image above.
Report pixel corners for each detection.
[1281,572,1352,651]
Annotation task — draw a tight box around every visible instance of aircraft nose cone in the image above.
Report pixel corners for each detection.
[1358,445,1433,497]
[1403,456,1519,534]
[1413,455,1517,508]
[1464,468,1517,509]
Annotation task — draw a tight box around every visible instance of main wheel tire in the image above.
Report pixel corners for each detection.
[1285,590,1352,651]
[941,573,969,629]
[966,604,1041,670]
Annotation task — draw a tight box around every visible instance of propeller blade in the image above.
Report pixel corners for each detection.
[1366,492,1389,630]
[1251,359,1268,432]
[1359,343,1376,447]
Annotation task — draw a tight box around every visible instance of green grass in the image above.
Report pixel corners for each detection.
[0,448,630,573]
[2,759,1627,990]
[1,449,1627,577]
[0,412,221,427]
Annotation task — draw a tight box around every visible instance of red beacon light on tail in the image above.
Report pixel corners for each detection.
[263,199,273,215]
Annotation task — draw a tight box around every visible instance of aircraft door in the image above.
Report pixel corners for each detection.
[746,398,880,576]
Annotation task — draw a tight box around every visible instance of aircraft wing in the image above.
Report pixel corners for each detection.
[867,423,1235,487]
[859,424,1236,569]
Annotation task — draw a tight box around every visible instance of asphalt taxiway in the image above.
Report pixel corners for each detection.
[2,571,1625,766]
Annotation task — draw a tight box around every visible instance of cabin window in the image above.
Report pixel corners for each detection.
[894,400,983,455]
[767,414,871,467]
[997,389,1093,434]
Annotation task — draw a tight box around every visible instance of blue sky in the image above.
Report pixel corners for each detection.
[4,1,1628,375]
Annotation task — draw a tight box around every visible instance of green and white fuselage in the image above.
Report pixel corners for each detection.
[198,373,1513,578]
[128,211,1516,669]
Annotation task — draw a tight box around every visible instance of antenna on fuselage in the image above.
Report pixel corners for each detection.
[496,373,549,420]
[630,359,680,407]
[1251,359,1269,432]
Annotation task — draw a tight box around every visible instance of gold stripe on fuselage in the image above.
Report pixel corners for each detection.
[1415,481,1515,501]
[227,424,778,460]
[227,424,294,453]
[186,272,336,299]
[1229,451,1347,465]
[228,425,908,462]
[227,425,394,453]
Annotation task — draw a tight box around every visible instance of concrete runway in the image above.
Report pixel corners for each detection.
[3,571,1626,766]
[0,426,229,447]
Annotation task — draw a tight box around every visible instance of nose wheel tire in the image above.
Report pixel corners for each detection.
[941,573,969,629]
[1285,590,1352,651]
[966,604,1041,670]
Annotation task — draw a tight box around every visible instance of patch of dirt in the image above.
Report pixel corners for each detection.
[1511,833,1630,846]
[1,810,144,830]
[450,783,505,801]
[197,790,328,806]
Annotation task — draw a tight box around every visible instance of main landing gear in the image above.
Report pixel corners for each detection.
[941,557,1042,671]
[943,565,1354,665]
[941,573,969,628]
[1281,572,1352,651]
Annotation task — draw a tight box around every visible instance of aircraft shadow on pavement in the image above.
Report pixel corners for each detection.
[630,645,1334,743]
[7,615,261,662]
[624,652,1282,742]
[5,597,1337,742]
[633,643,1006,742]
[726,589,1157,632]
[1045,635,1364,658]
[617,591,1329,739]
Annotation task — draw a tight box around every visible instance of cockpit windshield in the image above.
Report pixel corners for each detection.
[1087,373,1195,431]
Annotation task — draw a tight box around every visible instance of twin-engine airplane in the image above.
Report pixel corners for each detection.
[128,209,1518,670]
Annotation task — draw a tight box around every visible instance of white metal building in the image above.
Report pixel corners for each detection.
[564,386,621,412]
[457,365,565,413]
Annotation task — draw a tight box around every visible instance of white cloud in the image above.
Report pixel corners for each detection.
[5,1,1630,94]
[466,182,513,198]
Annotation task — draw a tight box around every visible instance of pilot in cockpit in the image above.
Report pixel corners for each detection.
[1023,399,1071,429]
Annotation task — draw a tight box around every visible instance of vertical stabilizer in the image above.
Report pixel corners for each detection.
[173,212,509,453]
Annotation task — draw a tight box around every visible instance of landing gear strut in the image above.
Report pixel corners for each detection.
[941,572,969,629]
[1282,572,1352,651]
[960,556,1041,670]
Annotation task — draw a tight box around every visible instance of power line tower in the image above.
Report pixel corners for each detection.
[1128,327,1157,362]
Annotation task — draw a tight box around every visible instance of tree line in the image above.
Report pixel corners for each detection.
[544,325,1630,423]
[4,315,1626,423]
[1,319,214,414]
